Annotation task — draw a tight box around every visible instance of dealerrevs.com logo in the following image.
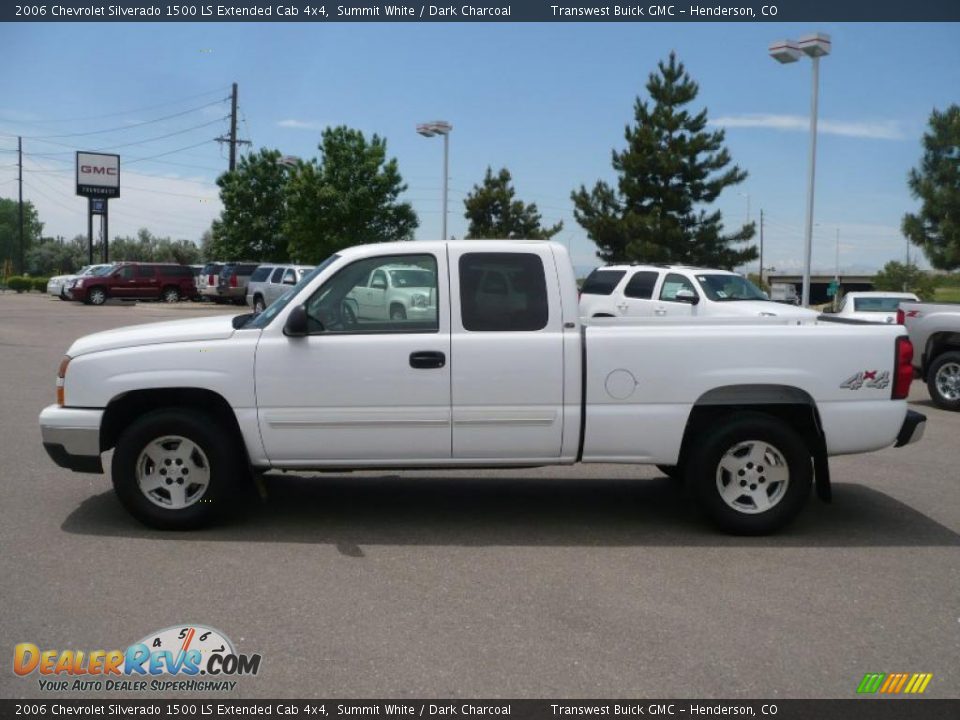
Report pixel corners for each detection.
[857,672,933,695]
[13,624,262,692]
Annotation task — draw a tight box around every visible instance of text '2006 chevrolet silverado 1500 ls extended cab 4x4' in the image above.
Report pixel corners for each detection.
[39,241,926,535]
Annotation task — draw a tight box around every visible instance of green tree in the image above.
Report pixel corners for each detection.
[212,148,291,261]
[464,167,563,240]
[0,198,44,273]
[572,52,755,268]
[902,105,960,271]
[872,261,937,300]
[26,236,86,276]
[109,228,201,264]
[284,126,417,263]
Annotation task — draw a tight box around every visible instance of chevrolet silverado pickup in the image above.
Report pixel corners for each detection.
[39,241,925,535]
[900,300,960,410]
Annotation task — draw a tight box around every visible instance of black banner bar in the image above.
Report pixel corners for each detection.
[4,0,960,23]
[1,700,959,720]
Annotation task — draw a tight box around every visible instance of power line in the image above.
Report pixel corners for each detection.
[0,86,229,126]
[6,98,228,140]
[22,116,228,155]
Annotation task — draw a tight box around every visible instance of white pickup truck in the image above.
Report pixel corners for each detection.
[900,300,960,411]
[39,241,925,535]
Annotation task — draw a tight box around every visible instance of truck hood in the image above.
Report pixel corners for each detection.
[711,301,819,319]
[67,315,240,357]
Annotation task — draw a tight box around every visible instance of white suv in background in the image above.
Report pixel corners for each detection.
[579,265,818,320]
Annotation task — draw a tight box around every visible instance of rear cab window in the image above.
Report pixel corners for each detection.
[581,269,626,296]
[623,270,659,299]
[458,252,549,332]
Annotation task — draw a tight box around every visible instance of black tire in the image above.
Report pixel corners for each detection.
[926,351,960,412]
[87,286,107,306]
[253,295,266,313]
[162,286,180,303]
[390,304,407,321]
[656,464,684,481]
[685,412,812,535]
[111,409,244,530]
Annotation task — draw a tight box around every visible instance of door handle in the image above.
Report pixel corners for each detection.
[654,308,667,316]
[616,303,629,312]
[409,351,446,369]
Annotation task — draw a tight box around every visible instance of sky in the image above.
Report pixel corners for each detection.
[1,21,958,275]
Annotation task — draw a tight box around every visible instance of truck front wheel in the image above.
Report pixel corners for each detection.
[926,351,960,411]
[686,412,812,535]
[111,409,242,530]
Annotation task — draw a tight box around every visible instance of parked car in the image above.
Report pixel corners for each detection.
[68,262,198,305]
[343,262,437,322]
[40,240,922,535]
[198,262,224,302]
[832,291,919,324]
[213,262,259,305]
[900,300,960,410]
[47,264,112,300]
[246,264,314,313]
[580,264,818,320]
[769,282,800,305]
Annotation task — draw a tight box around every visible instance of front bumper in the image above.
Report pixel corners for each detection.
[39,405,104,474]
[895,409,926,448]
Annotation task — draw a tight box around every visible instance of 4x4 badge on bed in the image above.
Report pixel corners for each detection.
[841,370,890,390]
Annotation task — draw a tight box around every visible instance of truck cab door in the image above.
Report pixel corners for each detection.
[447,246,565,460]
[254,251,451,464]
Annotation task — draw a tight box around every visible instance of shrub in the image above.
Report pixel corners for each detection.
[6,276,32,293]
[32,277,49,292]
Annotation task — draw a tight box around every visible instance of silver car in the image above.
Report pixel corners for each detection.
[246,264,314,313]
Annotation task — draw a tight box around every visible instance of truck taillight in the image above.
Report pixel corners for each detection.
[893,336,913,400]
[896,309,905,325]
[208,274,215,285]
[230,274,238,287]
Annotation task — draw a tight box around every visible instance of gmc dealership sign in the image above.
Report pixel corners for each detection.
[76,152,120,198]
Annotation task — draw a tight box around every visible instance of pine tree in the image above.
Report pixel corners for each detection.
[572,52,755,268]
[464,167,563,240]
[902,105,960,271]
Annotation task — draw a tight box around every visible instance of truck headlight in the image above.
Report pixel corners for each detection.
[411,293,428,308]
[56,356,71,407]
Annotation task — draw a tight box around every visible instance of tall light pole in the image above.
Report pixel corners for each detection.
[769,32,831,307]
[416,121,453,240]
[738,191,751,225]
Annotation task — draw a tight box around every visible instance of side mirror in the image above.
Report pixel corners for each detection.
[283,278,296,286]
[675,289,700,305]
[284,305,312,337]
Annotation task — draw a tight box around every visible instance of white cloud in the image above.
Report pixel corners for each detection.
[710,114,904,140]
[277,119,325,131]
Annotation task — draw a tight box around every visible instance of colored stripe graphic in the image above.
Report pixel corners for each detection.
[858,672,932,694]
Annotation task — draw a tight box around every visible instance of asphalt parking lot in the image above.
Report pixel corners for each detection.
[1,292,957,700]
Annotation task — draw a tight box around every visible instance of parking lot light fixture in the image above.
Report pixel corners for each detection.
[769,32,831,308]
[417,121,453,241]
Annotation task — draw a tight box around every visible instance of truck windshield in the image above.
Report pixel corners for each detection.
[90,265,114,277]
[389,269,434,287]
[696,274,768,302]
[245,255,339,329]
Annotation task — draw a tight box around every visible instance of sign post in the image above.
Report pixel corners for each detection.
[76,152,120,264]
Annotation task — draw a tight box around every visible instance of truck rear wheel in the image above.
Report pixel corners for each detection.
[686,412,812,535]
[926,351,960,411]
[111,409,242,530]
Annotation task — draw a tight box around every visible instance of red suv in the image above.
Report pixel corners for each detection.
[69,263,199,305]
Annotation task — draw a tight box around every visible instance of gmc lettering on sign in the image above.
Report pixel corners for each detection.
[80,166,117,175]
[76,151,120,197]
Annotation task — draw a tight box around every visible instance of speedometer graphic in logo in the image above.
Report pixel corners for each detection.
[136,624,234,668]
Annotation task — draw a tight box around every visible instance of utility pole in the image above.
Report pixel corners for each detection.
[758,208,764,288]
[215,83,251,172]
[17,136,24,275]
